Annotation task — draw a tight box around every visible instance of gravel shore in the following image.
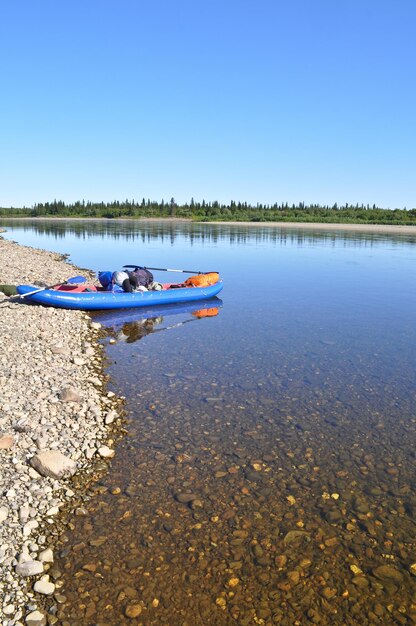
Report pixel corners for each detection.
[0,237,119,625]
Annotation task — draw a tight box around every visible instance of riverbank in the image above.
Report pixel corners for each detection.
[2,217,416,235]
[204,221,416,234]
[0,237,120,625]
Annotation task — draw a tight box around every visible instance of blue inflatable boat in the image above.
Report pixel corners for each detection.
[16,280,223,311]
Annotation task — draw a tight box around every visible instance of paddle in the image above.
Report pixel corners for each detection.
[19,276,86,299]
[123,265,214,275]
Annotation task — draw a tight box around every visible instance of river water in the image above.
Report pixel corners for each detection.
[2,220,416,625]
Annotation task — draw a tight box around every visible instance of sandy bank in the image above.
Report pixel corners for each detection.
[0,237,120,624]
[203,221,416,234]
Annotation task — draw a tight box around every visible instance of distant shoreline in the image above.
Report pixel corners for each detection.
[1,216,416,234]
[204,221,416,234]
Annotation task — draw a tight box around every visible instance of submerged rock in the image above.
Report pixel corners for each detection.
[372,565,404,585]
[124,603,142,618]
[174,492,198,504]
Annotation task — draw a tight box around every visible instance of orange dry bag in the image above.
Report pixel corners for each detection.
[192,307,220,318]
[184,272,219,288]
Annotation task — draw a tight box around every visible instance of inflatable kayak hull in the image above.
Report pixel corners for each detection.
[16,281,223,311]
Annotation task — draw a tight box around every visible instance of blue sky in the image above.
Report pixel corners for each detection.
[0,1,415,209]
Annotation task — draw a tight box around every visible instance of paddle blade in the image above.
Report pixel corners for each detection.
[67,276,86,284]
[123,265,206,274]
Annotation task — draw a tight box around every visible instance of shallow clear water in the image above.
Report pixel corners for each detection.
[2,219,416,625]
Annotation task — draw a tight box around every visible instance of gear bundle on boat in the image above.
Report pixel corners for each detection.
[98,269,156,293]
[16,266,222,311]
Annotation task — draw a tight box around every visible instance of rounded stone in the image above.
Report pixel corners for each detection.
[98,445,115,458]
[25,610,47,626]
[124,603,142,618]
[34,579,55,595]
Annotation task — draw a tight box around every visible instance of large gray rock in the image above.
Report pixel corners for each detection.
[30,450,77,479]
[59,386,81,402]
[15,560,44,576]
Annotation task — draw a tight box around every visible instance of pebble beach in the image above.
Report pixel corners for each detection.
[0,235,120,626]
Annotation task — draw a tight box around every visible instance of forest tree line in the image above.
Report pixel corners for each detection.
[1,199,416,225]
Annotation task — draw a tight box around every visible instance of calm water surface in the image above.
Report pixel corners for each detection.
[2,220,416,625]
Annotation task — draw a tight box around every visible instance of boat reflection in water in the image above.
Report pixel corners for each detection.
[93,297,222,344]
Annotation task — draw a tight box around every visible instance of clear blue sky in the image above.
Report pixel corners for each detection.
[1,1,415,209]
